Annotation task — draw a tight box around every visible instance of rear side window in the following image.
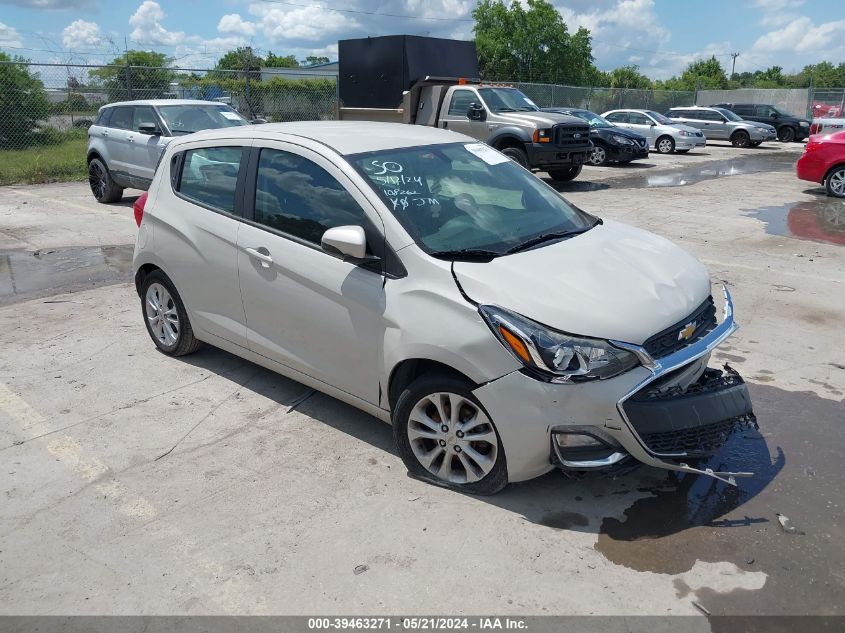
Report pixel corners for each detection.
[95,108,112,126]
[177,146,244,214]
[110,106,134,130]
[253,148,370,245]
[734,105,754,116]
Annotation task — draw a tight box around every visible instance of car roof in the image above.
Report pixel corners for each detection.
[668,106,713,110]
[103,99,232,108]
[177,121,474,155]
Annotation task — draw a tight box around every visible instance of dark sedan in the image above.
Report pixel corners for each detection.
[542,108,649,166]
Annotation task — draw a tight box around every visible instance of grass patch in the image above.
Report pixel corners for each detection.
[0,128,88,186]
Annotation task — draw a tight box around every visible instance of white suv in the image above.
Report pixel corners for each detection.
[133,121,756,494]
[86,99,249,203]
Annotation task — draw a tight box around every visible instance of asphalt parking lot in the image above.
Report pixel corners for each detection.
[1,141,844,622]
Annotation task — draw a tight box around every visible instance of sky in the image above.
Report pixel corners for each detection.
[1,0,843,80]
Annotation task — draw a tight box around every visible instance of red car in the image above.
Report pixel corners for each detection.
[796,130,845,197]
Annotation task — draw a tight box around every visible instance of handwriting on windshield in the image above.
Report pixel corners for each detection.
[370,166,440,212]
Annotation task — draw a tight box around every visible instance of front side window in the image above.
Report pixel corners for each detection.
[177,146,244,213]
[715,108,742,121]
[351,143,596,257]
[132,105,157,131]
[448,90,478,116]
[605,112,628,123]
[645,111,674,125]
[157,105,248,136]
[253,149,370,246]
[628,112,651,125]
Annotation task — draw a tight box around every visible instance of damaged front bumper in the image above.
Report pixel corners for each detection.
[473,287,757,485]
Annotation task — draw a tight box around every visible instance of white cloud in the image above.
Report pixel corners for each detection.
[750,0,805,9]
[0,0,94,7]
[218,13,256,37]
[0,21,23,48]
[752,16,845,54]
[129,0,189,46]
[62,19,102,49]
[248,2,355,42]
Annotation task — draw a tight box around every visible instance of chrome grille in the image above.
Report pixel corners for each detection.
[642,296,717,359]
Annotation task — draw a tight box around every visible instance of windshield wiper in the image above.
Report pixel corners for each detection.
[430,248,503,261]
[505,226,594,254]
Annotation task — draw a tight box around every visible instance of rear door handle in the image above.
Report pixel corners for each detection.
[245,247,273,268]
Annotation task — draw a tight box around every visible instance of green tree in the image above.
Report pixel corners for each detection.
[90,50,173,100]
[215,46,264,78]
[0,53,50,146]
[302,55,330,67]
[473,0,595,84]
[657,56,728,91]
[608,65,652,89]
[264,51,299,68]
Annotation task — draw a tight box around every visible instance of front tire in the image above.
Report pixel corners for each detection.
[548,165,583,181]
[88,158,123,203]
[778,126,795,142]
[587,145,608,166]
[825,165,845,198]
[140,270,202,357]
[393,373,508,495]
[500,146,529,168]
[655,135,675,154]
[731,131,751,148]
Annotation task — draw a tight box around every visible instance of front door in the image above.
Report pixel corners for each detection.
[237,144,387,404]
[626,111,655,142]
[127,105,169,187]
[439,88,489,140]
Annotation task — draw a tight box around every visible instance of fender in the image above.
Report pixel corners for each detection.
[487,127,532,148]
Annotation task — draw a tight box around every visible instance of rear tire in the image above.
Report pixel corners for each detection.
[655,135,675,154]
[548,165,583,181]
[777,126,796,142]
[140,270,202,357]
[500,146,529,168]
[825,165,845,198]
[731,130,751,148]
[393,373,508,495]
[88,157,123,203]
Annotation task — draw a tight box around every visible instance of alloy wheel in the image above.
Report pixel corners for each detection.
[88,161,106,200]
[406,392,499,484]
[145,282,180,347]
[589,146,606,165]
[657,138,674,153]
[828,169,845,197]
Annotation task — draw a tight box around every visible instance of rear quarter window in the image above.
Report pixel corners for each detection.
[176,146,245,214]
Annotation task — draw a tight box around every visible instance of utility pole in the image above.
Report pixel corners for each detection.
[730,52,740,79]
[124,36,133,100]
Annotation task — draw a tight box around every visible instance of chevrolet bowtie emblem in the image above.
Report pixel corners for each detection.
[678,321,697,341]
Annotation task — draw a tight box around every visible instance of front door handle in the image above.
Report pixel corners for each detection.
[245,247,273,268]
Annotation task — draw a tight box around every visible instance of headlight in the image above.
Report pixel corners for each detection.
[479,305,640,382]
[533,128,553,143]
[610,134,634,145]
[800,121,809,127]
[678,130,691,137]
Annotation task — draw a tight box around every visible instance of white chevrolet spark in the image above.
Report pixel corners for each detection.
[133,121,756,494]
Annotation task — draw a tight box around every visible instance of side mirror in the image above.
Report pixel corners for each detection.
[771,112,779,119]
[650,122,656,126]
[138,123,161,135]
[250,117,268,124]
[321,225,368,261]
[467,103,486,122]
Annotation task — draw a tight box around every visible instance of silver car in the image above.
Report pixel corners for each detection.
[86,99,250,203]
[665,106,776,148]
[602,109,706,154]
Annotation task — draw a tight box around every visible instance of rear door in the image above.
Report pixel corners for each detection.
[103,106,135,181]
[127,105,169,187]
[439,88,488,140]
[157,142,249,347]
[236,142,388,404]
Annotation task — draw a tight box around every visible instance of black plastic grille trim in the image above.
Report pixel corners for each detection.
[640,413,757,456]
[554,124,590,146]
[643,296,717,359]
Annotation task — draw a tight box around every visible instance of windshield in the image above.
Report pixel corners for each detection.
[569,110,613,128]
[350,143,596,258]
[157,104,248,135]
[477,88,539,113]
[645,111,674,125]
[715,108,743,122]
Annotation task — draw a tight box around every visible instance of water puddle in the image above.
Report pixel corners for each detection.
[746,198,845,246]
[0,244,133,305]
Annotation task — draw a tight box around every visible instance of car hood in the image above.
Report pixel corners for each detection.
[453,219,711,344]
[496,111,585,128]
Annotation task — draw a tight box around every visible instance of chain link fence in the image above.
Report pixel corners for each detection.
[808,88,845,118]
[514,82,695,113]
